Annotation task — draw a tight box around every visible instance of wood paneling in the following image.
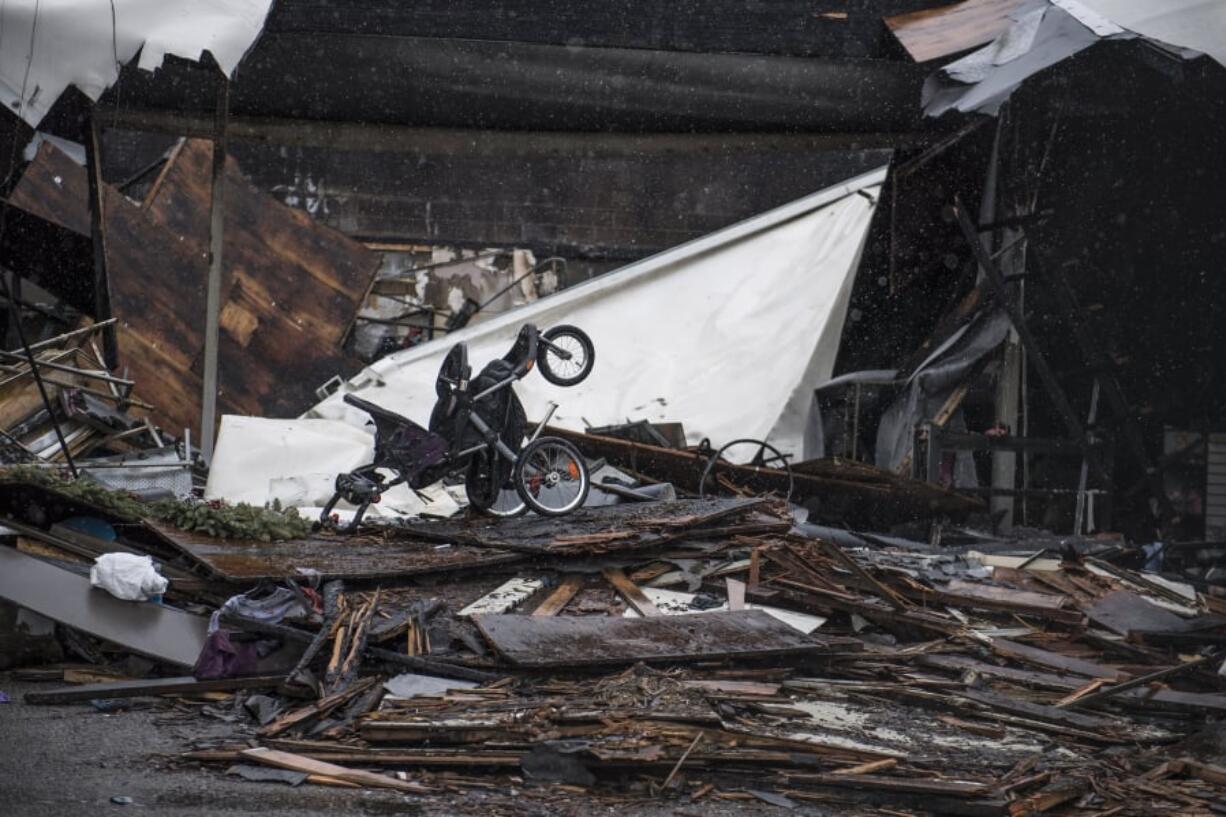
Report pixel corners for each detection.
[9,141,378,436]
[885,0,1027,62]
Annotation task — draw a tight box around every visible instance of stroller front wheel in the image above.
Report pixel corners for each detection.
[512,436,590,516]
[538,325,594,387]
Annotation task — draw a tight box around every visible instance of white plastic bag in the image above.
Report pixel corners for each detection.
[89,553,168,601]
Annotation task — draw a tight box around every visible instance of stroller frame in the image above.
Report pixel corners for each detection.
[319,323,588,530]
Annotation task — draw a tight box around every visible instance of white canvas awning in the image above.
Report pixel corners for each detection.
[308,166,887,461]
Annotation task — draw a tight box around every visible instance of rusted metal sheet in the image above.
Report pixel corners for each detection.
[394,496,784,556]
[885,0,1027,63]
[144,520,523,582]
[474,609,850,668]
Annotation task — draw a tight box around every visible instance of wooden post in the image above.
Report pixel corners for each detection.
[200,79,229,460]
[85,115,118,369]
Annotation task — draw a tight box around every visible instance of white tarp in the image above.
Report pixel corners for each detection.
[308,167,886,460]
[0,0,272,126]
[1076,0,1226,68]
[204,414,462,518]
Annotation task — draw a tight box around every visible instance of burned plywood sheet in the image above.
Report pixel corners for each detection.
[8,141,378,435]
[474,609,846,668]
[1086,589,1191,637]
[395,497,785,556]
[144,520,523,582]
[0,545,207,667]
[884,0,1028,63]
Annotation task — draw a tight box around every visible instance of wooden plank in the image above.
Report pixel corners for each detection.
[240,747,431,793]
[1086,590,1190,637]
[885,0,1028,63]
[945,579,1069,611]
[532,575,583,616]
[258,677,378,738]
[1063,654,1221,710]
[473,609,843,668]
[989,638,1125,681]
[603,567,661,616]
[25,675,285,705]
[959,689,1115,732]
[459,577,544,618]
[726,578,746,611]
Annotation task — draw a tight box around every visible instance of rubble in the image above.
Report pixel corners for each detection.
[1,3,1226,816]
[2,461,1225,814]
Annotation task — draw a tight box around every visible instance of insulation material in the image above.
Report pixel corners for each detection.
[205,416,373,507]
[0,0,273,126]
[310,167,887,461]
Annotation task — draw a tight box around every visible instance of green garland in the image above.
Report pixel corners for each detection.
[0,465,312,542]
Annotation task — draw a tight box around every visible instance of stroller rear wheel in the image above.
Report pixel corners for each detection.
[513,436,590,516]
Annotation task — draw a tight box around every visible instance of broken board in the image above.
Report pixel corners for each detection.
[144,520,523,581]
[474,609,844,668]
[8,141,378,434]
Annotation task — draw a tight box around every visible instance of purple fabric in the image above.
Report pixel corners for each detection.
[192,630,261,680]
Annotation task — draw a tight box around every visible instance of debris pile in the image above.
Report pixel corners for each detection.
[3,467,1225,815]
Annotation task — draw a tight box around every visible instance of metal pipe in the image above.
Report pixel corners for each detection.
[528,402,559,443]
[0,350,135,386]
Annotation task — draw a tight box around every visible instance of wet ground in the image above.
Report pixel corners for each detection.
[0,674,828,817]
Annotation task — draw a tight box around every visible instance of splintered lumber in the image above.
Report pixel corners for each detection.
[831,758,898,776]
[330,589,380,694]
[287,580,344,688]
[1062,653,1220,709]
[474,610,849,668]
[25,675,285,705]
[988,638,1125,680]
[533,575,583,616]
[1007,776,1088,816]
[240,747,431,793]
[792,773,991,798]
[603,568,661,616]
[958,689,1115,733]
[221,608,496,682]
[816,538,910,610]
[784,774,1008,817]
[258,676,378,738]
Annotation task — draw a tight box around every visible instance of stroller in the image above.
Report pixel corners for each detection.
[318,323,595,532]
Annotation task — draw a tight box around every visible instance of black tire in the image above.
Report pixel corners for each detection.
[466,453,527,517]
[513,436,590,516]
[538,325,594,387]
